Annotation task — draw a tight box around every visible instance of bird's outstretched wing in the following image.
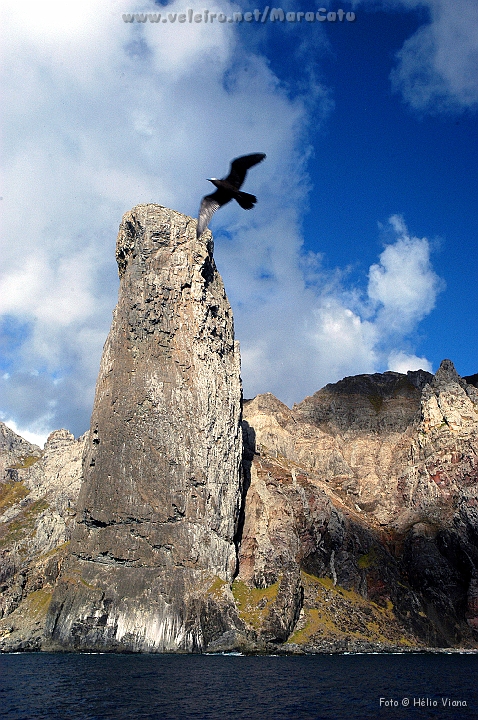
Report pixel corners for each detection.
[224,153,266,189]
[197,188,230,238]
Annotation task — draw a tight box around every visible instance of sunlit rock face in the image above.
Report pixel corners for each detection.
[238,361,478,650]
[4,198,478,654]
[46,205,243,652]
[0,425,85,652]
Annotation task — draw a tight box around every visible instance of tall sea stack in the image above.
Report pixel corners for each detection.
[46,205,243,651]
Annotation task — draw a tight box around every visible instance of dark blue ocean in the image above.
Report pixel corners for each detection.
[1,653,477,720]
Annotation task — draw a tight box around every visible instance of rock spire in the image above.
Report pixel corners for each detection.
[46,205,243,652]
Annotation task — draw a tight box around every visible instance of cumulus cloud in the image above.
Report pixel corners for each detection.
[388,350,433,373]
[367,214,444,335]
[356,0,478,112]
[0,0,445,443]
[225,214,443,406]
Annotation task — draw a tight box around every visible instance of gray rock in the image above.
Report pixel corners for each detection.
[46,204,243,652]
[2,204,478,655]
[0,422,42,484]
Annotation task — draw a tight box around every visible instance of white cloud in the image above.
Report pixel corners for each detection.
[388,350,433,373]
[0,0,445,438]
[367,214,444,335]
[219,213,442,406]
[356,0,478,112]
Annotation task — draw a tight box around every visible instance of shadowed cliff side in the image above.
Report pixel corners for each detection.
[45,204,244,652]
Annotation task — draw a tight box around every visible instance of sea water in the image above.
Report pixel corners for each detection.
[1,652,477,719]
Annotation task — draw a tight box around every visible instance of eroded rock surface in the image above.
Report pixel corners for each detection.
[45,205,243,652]
[237,361,478,650]
[2,203,478,655]
[0,424,85,651]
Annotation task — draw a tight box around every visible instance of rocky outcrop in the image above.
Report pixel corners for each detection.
[236,360,478,650]
[400,360,478,638]
[0,425,85,651]
[0,423,42,484]
[45,205,243,652]
[2,352,478,653]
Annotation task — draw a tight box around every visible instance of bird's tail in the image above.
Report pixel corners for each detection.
[234,191,257,210]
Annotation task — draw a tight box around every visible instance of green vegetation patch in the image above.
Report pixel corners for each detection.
[232,578,280,630]
[358,547,378,569]
[368,395,384,413]
[0,480,30,513]
[40,541,70,560]
[0,498,50,550]
[23,587,53,619]
[289,608,323,644]
[9,455,41,470]
[207,576,227,599]
[28,498,49,515]
[316,574,369,606]
[289,571,418,648]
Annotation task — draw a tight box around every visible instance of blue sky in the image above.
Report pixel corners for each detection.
[0,0,477,445]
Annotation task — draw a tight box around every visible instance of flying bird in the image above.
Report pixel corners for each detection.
[196,153,266,238]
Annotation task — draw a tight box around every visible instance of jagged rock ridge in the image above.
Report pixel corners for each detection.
[0,425,85,650]
[237,360,478,650]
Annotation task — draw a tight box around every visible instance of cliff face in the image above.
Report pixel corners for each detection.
[2,204,478,654]
[45,205,243,652]
[0,425,85,651]
[237,361,478,650]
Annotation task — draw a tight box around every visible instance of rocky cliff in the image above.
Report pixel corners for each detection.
[236,361,478,650]
[1,205,478,654]
[44,204,244,652]
[0,424,85,650]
